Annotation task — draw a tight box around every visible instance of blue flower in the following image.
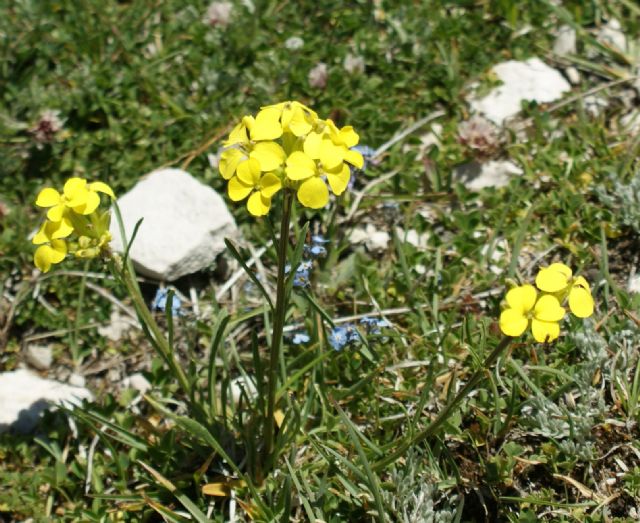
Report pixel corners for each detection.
[328,324,359,351]
[292,268,311,288]
[152,288,182,316]
[359,316,390,334]
[292,332,311,345]
[286,260,313,288]
[311,235,329,244]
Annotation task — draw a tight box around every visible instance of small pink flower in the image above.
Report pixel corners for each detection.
[457,115,501,160]
[308,62,328,89]
[203,1,233,28]
[30,110,64,147]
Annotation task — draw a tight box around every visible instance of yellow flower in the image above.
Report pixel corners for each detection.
[219,142,286,180]
[36,178,115,222]
[285,151,351,208]
[499,284,566,343]
[32,221,68,273]
[219,102,362,215]
[262,101,318,137]
[33,178,115,271]
[535,262,594,318]
[227,158,282,216]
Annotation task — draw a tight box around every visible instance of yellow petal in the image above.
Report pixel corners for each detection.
[35,188,61,208]
[250,107,283,141]
[338,126,359,148]
[499,308,528,337]
[282,105,313,136]
[74,190,100,215]
[297,177,329,209]
[33,221,51,245]
[247,192,271,216]
[326,163,351,195]
[569,286,594,318]
[536,264,571,293]
[46,204,66,222]
[573,275,591,292]
[228,176,253,201]
[224,116,254,146]
[505,284,536,314]
[303,131,323,159]
[63,177,88,202]
[534,294,565,323]
[236,158,261,186]
[219,148,245,180]
[285,151,317,180]
[319,139,344,171]
[34,241,67,273]
[89,181,115,198]
[344,148,364,169]
[50,217,74,240]
[34,246,53,273]
[259,172,282,198]
[250,141,285,171]
[531,318,560,343]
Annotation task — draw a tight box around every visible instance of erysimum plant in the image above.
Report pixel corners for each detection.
[218,100,364,469]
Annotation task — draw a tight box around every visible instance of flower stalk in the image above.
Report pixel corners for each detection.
[263,189,293,469]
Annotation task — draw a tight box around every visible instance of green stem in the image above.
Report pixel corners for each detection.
[116,258,193,401]
[372,335,512,471]
[264,190,293,469]
[71,259,90,366]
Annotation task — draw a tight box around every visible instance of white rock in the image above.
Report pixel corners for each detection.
[395,227,429,249]
[470,58,571,124]
[122,373,151,394]
[453,160,523,190]
[68,373,86,388]
[349,224,390,252]
[628,274,640,294]
[25,344,53,371]
[98,308,137,342]
[229,376,257,403]
[553,25,576,56]
[110,169,237,281]
[0,369,92,433]
[565,66,581,85]
[583,95,608,117]
[597,19,627,53]
[621,109,640,134]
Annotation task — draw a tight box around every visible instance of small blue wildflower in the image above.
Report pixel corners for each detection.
[292,332,311,345]
[328,323,359,351]
[305,244,327,258]
[311,235,329,244]
[292,269,310,288]
[359,316,390,335]
[152,288,182,316]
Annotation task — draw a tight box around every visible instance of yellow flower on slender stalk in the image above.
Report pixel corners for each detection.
[499,284,566,342]
[36,177,115,221]
[33,178,115,272]
[535,262,594,318]
[227,158,283,216]
[219,141,286,180]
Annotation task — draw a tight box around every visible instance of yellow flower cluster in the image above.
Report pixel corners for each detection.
[219,101,364,216]
[499,263,594,343]
[32,177,115,272]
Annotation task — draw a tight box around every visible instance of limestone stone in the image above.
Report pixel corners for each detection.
[470,58,571,125]
[453,160,523,191]
[110,168,237,281]
[0,369,92,433]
